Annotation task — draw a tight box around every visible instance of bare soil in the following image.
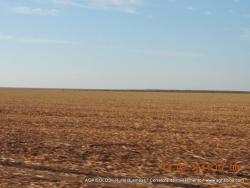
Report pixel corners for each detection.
[0,89,249,187]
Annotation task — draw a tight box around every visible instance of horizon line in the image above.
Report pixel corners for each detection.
[0,87,250,94]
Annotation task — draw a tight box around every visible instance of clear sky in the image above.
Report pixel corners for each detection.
[0,0,250,90]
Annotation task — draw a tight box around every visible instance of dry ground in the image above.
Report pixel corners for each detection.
[0,89,249,187]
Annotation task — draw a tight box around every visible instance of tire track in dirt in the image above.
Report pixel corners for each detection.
[0,158,95,176]
[1,158,247,188]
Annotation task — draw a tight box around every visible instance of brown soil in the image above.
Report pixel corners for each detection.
[0,89,249,187]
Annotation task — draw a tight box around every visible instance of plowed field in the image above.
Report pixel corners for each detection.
[0,89,249,187]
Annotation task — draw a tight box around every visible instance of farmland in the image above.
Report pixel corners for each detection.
[0,89,249,187]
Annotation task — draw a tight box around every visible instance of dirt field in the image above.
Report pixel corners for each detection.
[0,89,249,188]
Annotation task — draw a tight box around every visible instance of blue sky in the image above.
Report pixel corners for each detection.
[0,0,250,90]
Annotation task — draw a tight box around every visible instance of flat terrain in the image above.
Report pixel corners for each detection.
[0,89,249,187]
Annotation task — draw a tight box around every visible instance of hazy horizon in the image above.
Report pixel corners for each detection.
[1,0,250,91]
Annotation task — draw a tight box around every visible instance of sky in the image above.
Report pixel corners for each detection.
[0,0,250,91]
